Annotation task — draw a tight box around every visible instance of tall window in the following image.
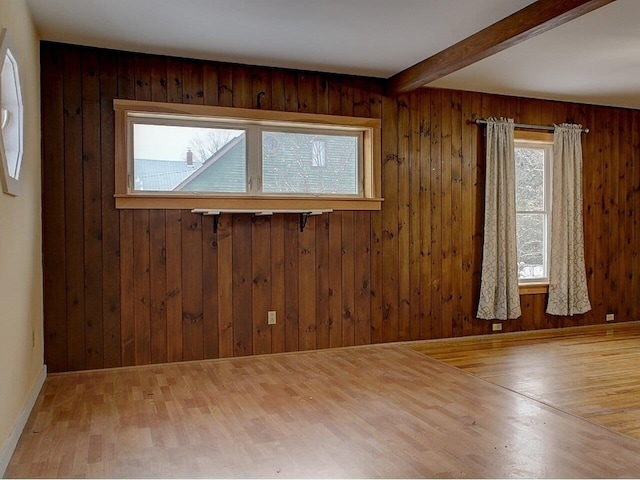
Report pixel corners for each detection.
[514,138,552,283]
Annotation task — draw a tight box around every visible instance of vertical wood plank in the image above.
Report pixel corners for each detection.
[133,210,151,365]
[298,72,317,113]
[232,215,253,356]
[299,217,317,350]
[440,90,453,338]
[203,62,219,106]
[98,51,121,369]
[63,47,86,371]
[284,71,298,113]
[202,215,219,359]
[471,93,486,335]
[381,96,399,343]
[218,65,233,107]
[41,43,68,373]
[341,212,356,347]
[315,215,330,349]
[149,210,167,364]
[328,77,342,116]
[367,84,382,344]
[271,71,285,112]
[418,90,432,339]
[134,55,152,101]
[166,58,183,103]
[397,96,411,341]
[354,211,372,346]
[232,66,251,109]
[316,75,330,115]
[284,216,300,351]
[120,210,135,366]
[81,49,104,369]
[251,67,271,110]
[182,60,204,104]
[252,216,272,355]
[217,214,234,358]
[460,91,476,337]
[165,210,183,362]
[450,90,463,337]
[430,90,443,339]
[181,211,204,360]
[150,57,168,103]
[408,90,422,341]
[328,212,343,347]
[631,111,640,320]
[270,215,286,353]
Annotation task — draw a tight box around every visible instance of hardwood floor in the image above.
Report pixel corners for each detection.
[411,321,640,440]
[7,334,640,478]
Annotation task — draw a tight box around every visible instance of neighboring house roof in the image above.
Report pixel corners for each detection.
[133,158,204,191]
[176,134,246,192]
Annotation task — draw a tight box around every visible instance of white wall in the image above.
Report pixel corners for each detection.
[0,0,44,474]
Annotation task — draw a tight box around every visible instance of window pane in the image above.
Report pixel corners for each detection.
[133,123,245,192]
[1,49,23,179]
[515,147,545,211]
[516,213,546,279]
[262,132,359,195]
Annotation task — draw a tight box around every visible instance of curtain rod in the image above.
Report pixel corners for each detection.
[474,118,589,134]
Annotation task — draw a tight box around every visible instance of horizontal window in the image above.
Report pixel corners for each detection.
[114,100,382,211]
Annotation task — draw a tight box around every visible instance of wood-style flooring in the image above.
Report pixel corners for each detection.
[7,325,640,478]
[411,321,640,441]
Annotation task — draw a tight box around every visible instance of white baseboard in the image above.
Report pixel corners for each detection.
[0,364,47,477]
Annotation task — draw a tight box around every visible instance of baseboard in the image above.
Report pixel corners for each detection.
[0,364,47,477]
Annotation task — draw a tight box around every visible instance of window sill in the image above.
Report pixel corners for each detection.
[519,283,549,295]
[114,194,383,211]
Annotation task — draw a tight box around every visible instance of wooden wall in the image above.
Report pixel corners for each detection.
[41,42,640,373]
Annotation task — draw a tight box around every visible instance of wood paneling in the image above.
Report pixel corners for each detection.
[41,42,640,372]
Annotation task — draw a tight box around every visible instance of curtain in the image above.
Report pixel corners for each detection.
[546,124,591,315]
[477,118,521,320]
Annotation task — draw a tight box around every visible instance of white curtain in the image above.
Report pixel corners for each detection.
[546,124,591,315]
[477,118,521,320]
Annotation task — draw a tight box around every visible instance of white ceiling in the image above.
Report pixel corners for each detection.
[25,0,640,109]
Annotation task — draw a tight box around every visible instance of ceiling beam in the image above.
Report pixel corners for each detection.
[385,0,616,96]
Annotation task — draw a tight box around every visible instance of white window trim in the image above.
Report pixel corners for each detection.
[514,131,553,293]
[114,99,382,211]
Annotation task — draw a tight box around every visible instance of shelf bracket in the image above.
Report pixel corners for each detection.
[191,209,332,234]
[299,212,312,232]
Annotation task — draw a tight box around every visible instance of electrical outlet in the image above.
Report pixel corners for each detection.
[606,313,615,322]
[492,323,503,332]
[268,311,277,325]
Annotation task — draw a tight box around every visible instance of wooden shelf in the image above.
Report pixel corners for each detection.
[191,208,333,232]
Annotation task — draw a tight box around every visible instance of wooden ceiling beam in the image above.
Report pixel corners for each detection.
[385,0,616,96]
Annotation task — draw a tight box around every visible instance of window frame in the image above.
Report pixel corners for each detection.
[114,99,382,211]
[0,28,24,197]
[514,131,553,294]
